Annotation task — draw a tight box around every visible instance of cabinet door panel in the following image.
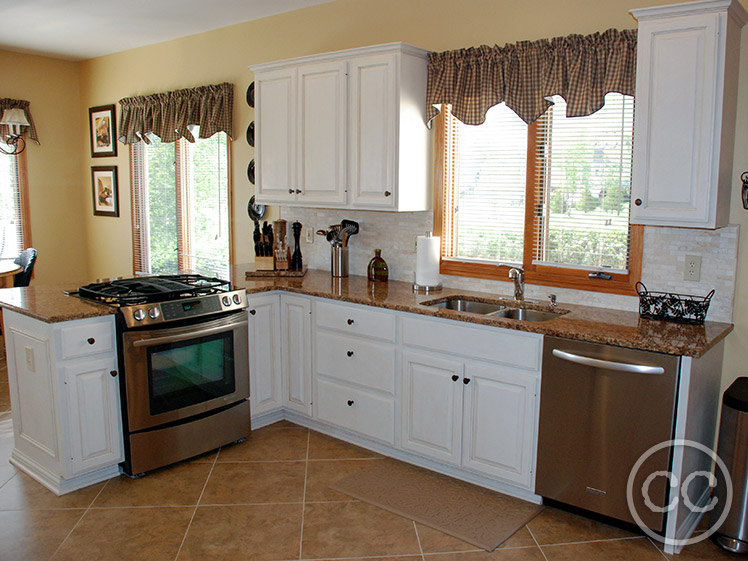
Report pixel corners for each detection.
[348,54,397,209]
[462,363,536,487]
[248,295,282,416]
[63,356,123,476]
[281,294,312,416]
[297,62,347,205]
[256,69,297,203]
[401,351,462,465]
[631,15,719,226]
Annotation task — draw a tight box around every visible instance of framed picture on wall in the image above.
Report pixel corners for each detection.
[91,166,119,217]
[89,104,117,157]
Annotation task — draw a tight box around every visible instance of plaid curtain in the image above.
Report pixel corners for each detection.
[118,82,233,144]
[426,28,637,125]
[0,98,39,144]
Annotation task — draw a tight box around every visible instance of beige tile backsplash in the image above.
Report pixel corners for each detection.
[279,207,738,323]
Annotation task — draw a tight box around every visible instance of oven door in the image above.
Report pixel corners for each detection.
[121,310,249,432]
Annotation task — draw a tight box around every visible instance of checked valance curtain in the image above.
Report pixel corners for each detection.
[426,28,637,126]
[0,98,39,144]
[118,82,233,144]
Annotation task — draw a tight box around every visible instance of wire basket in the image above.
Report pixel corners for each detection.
[636,282,714,325]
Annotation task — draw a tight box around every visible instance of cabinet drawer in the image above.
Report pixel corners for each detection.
[315,331,396,394]
[402,316,541,371]
[60,320,115,360]
[315,300,396,342]
[316,378,395,445]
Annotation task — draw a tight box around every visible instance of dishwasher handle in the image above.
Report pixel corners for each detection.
[551,349,665,375]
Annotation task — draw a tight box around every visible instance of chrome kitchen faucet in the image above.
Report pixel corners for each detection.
[509,267,525,301]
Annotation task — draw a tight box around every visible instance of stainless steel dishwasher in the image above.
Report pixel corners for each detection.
[536,336,680,531]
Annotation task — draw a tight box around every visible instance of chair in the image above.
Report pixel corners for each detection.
[13,248,37,287]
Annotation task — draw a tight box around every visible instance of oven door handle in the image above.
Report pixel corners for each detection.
[130,318,248,347]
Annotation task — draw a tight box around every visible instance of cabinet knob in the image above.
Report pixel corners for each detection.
[634,198,643,206]
[384,191,391,197]
[249,309,257,315]
[347,318,354,325]
[451,375,459,382]
[346,350,354,357]
[87,337,95,345]
[288,189,294,194]
[347,400,354,406]
[463,377,471,385]
[110,370,118,378]
[295,189,302,194]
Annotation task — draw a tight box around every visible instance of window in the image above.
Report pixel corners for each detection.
[436,93,642,295]
[130,128,231,279]
[0,145,30,259]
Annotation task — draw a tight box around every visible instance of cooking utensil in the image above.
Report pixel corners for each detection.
[341,219,359,236]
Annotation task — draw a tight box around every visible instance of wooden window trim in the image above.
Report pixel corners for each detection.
[433,105,643,296]
[16,143,32,252]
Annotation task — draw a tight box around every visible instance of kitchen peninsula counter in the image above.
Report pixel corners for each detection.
[0,270,731,358]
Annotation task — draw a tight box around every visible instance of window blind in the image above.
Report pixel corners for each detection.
[0,145,29,258]
[531,94,634,272]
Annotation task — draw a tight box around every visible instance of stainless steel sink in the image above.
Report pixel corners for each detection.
[426,297,506,315]
[492,308,563,322]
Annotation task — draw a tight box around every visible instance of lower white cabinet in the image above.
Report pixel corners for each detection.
[247,294,283,417]
[280,294,313,416]
[5,310,123,494]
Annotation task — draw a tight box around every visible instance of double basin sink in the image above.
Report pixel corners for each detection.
[423,296,565,322]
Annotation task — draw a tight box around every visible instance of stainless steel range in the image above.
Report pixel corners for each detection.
[76,274,250,475]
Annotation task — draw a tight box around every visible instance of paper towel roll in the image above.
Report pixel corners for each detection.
[416,235,440,287]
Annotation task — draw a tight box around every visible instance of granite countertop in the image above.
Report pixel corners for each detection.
[0,270,732,358]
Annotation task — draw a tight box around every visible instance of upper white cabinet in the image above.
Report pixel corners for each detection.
[630,0,747,228]
[251,42,431,211]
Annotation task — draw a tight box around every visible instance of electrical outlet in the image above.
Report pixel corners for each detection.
[305,229,313,244]
[25,346,34,372]
[684,255,702,282]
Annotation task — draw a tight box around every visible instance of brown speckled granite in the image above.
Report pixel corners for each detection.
[0,270,731,358]
[234,269,732,358]
[0,285,116,323]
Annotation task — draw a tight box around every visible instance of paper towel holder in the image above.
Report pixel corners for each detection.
[413,232,442,293]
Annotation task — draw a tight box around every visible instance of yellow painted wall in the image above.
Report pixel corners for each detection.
[0,50,88,284]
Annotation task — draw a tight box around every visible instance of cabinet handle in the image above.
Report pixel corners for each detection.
[110,370,118,378]
[634,198,643,206]
[288,189,294,194]
[463,378,471,384]
[451,375,459,382]
[295,189,302,194]
[347,350,354,357]
[87,337,95,345]
[249,309,256,315]
[347,318,354,325]
[384,191,391,197]
[347,400,354,406]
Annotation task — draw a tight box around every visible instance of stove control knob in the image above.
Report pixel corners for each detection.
[133,309,146,321]
[232,294,242,305]
[222,296,231,307]
[148,307,161,320]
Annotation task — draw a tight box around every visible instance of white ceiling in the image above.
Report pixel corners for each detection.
[0,0,333,61]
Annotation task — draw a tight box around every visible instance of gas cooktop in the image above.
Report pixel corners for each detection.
[76,274,247,327]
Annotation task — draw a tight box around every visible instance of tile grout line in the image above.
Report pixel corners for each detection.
[48,476,111,561]
[298,429,311,561]
[173,446,219,561]
[412,520,426,561]
[526,523,550,561]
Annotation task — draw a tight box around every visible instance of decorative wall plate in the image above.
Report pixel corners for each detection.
[247,159,255,184]
[246,82,255,107]
[246,121,255,146]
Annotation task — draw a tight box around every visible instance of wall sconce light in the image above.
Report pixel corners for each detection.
[0,108,30,156]
[742,172,748,210]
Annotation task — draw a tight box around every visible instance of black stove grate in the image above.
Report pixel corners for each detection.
[78,274,232,306]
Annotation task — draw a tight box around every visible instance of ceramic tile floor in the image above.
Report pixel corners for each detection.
[0,355,739,560]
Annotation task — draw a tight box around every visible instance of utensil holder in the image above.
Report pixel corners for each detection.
[331,246,348,277]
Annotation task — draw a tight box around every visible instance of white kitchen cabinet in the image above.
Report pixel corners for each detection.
[251,42,431,211]
[630,0,746,228]
[400,315,541,488]
[247,294,282,417]
[313,299,398,445]
[5,310,123,494]
[280,294,312,416]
